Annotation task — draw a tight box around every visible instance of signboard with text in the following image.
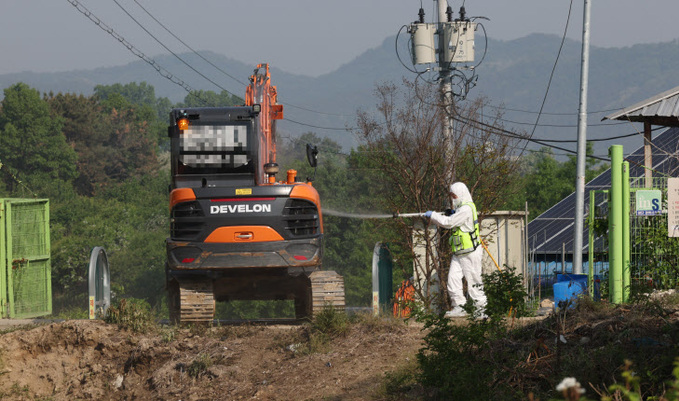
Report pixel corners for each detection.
[636,190,662,216]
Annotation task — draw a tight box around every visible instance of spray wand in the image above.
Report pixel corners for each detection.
[392,212,426,218]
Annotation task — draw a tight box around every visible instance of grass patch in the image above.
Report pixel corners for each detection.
[310,304,349,337]
[375,359,425,400]
[186,353,212,378]
[105,298,157,334]
[280,305,351,357]
[348,311,407,333]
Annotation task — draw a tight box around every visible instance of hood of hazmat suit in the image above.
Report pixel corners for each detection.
[450,182,473,209]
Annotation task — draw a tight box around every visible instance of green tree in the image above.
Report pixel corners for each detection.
[94,82,168,147]
[94,81,172,121]
[47,92,160,195]
[0,83,77,198]
[47,93,109,196]
[178,90,243,108]
[99,95,159,182]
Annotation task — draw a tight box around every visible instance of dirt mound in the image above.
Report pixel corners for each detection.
[0,319,424,400]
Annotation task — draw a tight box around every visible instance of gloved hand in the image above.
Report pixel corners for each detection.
[444,208,456,216]
[424,211,433,218]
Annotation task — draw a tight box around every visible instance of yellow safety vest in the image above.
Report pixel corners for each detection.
[449,201,480,255]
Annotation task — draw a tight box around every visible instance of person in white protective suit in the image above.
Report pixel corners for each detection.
[424,182,487,318]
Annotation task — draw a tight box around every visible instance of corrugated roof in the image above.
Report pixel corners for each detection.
[603,85,679,126]
[528,126,679,256]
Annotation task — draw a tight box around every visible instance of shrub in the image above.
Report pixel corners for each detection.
[311,304,349,337]
[482,265,530,318]
[413,308,515,400]
[105,298,157,333]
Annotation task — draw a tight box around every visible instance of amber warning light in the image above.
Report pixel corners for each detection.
[177,118,189,130]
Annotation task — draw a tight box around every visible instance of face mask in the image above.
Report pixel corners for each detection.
[452,197,461,209]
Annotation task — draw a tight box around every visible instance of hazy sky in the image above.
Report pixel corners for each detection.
[3,0,679,76]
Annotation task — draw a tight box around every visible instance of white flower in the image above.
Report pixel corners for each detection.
[556,377,585,394]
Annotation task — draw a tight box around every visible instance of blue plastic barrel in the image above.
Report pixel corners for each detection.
[553,274,588,309]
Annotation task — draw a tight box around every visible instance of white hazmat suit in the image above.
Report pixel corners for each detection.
[428,182,487,317]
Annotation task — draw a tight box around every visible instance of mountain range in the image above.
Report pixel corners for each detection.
[2,33,678,155]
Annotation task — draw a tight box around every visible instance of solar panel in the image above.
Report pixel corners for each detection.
[528,126,679,256]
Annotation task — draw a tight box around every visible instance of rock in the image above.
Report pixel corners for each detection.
[113,374,124,390]
[540,299,554,308]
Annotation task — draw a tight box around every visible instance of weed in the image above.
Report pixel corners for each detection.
[348,311,405,333]
[159,325,176,343]
[186,353,212,378]
[51,305,88,320]
[285,306,351,357]
[376,358,425,400]
[311,305,349,337]
[105,298,157,334]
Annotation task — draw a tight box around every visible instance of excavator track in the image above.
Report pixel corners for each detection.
[310,270,345,315]
[169,279,215,324]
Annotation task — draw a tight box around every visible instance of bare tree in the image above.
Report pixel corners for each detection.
[354,79,524,309]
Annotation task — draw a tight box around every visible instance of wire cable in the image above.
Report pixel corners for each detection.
[487,103,625,117]
[66,0,203,100]
[283,117,353,132]
[130,0,248,88]
[527,0,575,139]
[112,0,242,99]
[131,0,352,118]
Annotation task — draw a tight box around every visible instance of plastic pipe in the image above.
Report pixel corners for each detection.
[622,161,630,302]
[588,190,595,298]
[609,145,623,304]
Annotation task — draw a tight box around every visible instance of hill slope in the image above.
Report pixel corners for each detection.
[2,34,678,152]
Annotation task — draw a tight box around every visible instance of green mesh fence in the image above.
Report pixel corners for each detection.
[589,176,679,297]
[1,199,51,318]
[628,177,678,290]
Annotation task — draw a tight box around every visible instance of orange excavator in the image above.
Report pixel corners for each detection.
[165,64,344,323]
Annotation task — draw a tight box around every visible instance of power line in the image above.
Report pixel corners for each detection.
[527,0,575,139]
[66,0,200,98]
[284,117,353,132]
[495,115,626,128]
[449,107,610,161]
[112,0,242,99]
[487,103,624,117]
[128,1,353,119]
[130,0,248,88]
[535,126,664,143]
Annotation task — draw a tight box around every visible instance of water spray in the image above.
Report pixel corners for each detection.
[322,208,431,219]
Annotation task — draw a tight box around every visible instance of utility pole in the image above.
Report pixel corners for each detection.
[438,0,454,169]
[409,1,476,181]
[573,0,592,275]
